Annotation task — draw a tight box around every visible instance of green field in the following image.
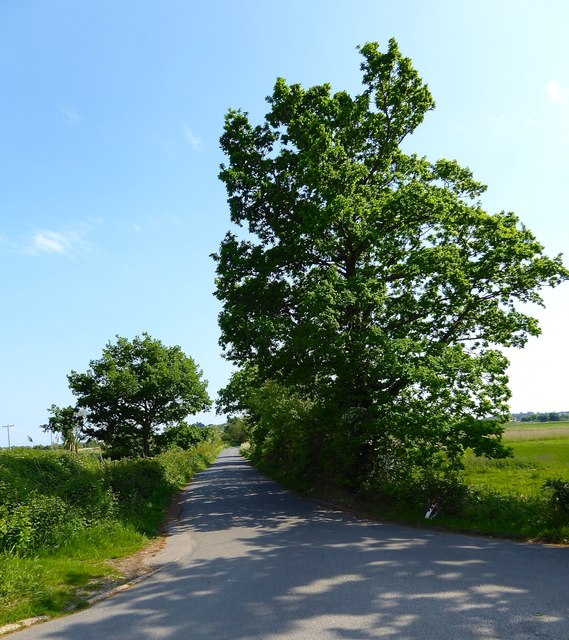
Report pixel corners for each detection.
[430,421,569,542]
[464,422,569,495]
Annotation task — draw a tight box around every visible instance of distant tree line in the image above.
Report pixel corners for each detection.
[512,412,569,423]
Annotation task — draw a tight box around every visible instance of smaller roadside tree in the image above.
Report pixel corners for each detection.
[67,333,211,458]
[223,416,249,446]
[157,421,208,451]
[41,404,84,453]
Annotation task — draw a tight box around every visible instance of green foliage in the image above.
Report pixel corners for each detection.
[41,404,84,452]
[103,444,219,533]
[455,488,555,539]
[0,443,221,623]
[222,417,249,445]
[358,465,468,520]
[0,445,219,556]
[543,479,569,515]
[247,381,319,478]
[68,333,211,458]
[0,452,114,555]
[157,421,217,452]
[214,38,568,488]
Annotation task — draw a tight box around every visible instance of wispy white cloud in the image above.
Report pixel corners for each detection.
[61,107,82,123]
[26,228,94,256]
[183,124,201,149]
[545,80,569,104]
[129,215,183,233]
[31,230,75,254]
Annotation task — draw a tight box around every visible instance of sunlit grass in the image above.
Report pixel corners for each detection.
[503,421,569,442]
[433,425,569,542]
[0,443,222,625]
[0,522,150,625]
[464,425,569,497]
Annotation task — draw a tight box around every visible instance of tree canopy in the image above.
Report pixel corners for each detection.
[41,404,84,453]
[68,333,211,458]
[213,39,568,487]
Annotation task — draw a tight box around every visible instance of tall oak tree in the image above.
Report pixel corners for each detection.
[214,40,568,485]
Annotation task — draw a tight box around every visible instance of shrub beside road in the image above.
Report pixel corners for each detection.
[0,442,221,625]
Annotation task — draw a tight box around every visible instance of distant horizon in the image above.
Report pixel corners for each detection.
[3,410,569,451]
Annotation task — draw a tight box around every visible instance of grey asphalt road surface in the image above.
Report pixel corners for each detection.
[11,448,569,639]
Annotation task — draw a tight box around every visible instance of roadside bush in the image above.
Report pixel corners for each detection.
[102,444,220,535]
[59,476,117,526]
[104,457,166,506]
[0,503,32,554]
[0,493,84,554]
[416,473,468,518]
[359,466,468,519]
[543,479,569,516]
[156,446,216,486]
[458,486,552,537]
[104,445,217,508]
[0,443,222,624]
[27,494,83,550]
[0,443,221,556]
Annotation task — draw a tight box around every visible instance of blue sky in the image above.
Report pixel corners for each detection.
[1,1,568,446]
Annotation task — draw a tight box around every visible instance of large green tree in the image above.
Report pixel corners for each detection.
[68,333,211,458]
[214,40,568,486]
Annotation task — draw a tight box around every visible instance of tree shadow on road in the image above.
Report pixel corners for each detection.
[31,450,569,640]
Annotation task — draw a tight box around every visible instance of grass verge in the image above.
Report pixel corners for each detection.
[242,424,569,544]
[0,442,222,625]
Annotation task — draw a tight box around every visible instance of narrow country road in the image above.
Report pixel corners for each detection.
[12,448,569,639]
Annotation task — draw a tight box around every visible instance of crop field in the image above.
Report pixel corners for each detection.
[463,422,569,496]
[502,421,569,442]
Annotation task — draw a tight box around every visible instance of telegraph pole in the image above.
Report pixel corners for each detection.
[2,424,14,449]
